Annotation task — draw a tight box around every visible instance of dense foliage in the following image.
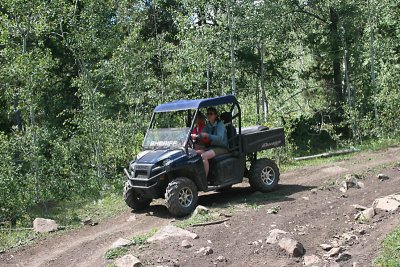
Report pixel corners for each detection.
[0,0,399,223]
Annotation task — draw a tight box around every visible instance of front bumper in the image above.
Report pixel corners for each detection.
[124,167,166,188]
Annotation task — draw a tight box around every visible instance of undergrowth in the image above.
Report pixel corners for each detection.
[373,226,400,267]
[1,193,126,252]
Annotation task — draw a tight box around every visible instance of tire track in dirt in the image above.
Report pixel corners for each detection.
[1,209,171,267]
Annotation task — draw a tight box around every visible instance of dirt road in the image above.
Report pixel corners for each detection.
[1,146,400,267]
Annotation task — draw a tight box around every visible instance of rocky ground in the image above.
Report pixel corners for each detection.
[1,146,400,267]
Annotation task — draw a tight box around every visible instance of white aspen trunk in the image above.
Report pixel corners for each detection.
[344,49,355,136]
[207,63,210,98]
[227,0,236,96]
[260,43,268,123]
[368,0,378,128]
[153,7,164,101]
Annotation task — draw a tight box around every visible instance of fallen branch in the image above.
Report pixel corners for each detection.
[294,148,359,161]
[191,218,230,227]
[0,227,33,231]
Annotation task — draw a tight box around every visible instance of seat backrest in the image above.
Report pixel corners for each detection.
[220,112,238,151]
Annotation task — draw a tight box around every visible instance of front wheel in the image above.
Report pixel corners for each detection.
[124,182,152,211]
[165,177,198,217]
[249,158,280,192]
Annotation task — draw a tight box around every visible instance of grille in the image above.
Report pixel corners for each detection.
[134,170,148,178]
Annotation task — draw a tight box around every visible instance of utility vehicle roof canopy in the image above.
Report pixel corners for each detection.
[154,95,238,112]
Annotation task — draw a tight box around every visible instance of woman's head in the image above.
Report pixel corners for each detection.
[195,111,205,124]
[206,107,218,123]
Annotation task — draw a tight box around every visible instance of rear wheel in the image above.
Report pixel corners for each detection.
[124,182,152,211]
[249,158,280,192]
[165,177,198,217]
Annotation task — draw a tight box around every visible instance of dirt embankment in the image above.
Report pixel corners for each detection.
[1,146,400,267]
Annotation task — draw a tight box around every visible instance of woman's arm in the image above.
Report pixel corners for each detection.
[202,122,228,147]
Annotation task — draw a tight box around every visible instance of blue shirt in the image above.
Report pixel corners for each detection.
[202,120,228,148]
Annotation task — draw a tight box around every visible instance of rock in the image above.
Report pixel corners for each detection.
[390,194,400,202]
[127,215,137,222]
[377,173,389,180]
[181,240,192,248]
[250,240,263,246]
[342,232,358,242]
[303,255,321,266]
[330,239,345,248]
[197,246,213,255]
[326,247,343,258]
[336,252,352,262]
[110,238,131,249]
[278,237,305,257]
[148,225,198,242]
[344,174,359,188]
[373,196,400,212]
[356,181,365,189]
[346,173,361,181]
[339,187,347,193]
[341,181,349,191]
[192,205,209,216]
[330,263,340,267]
[115,254,143,267]
[33,218,58,233]
[357,229,366,235]
[320,243,333,251]
[217,255,226,262]
[266,229,287,244]
[310,188,318,194]
[267,206,281,214]
[360,207,375,221]
[351,204,368,211]
[81,218,92,225]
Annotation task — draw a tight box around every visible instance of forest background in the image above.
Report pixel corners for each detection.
[0,0,399,225]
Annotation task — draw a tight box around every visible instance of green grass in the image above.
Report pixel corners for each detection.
[280,153,354,172]
[0,229,39,252]
[28,193,127,227]
[357,136,400,152]
[374,226,400,267]
[175,213,216,228]
[131,228,158,246]
[105,247,129,260]
[278,136,400,172]
[103,228,158,261]
[0,193,127,252]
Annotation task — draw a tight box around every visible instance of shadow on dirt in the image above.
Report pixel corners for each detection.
[198,183,317,208]
[133,204,173,219]
[133,183,316,218]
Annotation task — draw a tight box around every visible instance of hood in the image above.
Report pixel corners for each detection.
[136,149,185,164]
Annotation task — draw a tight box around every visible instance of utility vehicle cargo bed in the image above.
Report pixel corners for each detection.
[241,127,285,154]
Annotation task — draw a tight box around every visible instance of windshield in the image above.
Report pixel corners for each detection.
[143,128,190,149]
[143,110,193,149]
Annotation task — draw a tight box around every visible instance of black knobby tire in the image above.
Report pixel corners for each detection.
[165,177,198,217]
[249,158,280,192]
[123,182,152,211]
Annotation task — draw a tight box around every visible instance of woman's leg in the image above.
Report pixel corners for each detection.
[201,150,216,177]
[196,149,205,155]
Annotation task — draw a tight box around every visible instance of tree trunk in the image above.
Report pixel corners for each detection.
[227,0,236,95]
[368,0,378,128]
[258,43,268,123]
[329,7,343,112]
